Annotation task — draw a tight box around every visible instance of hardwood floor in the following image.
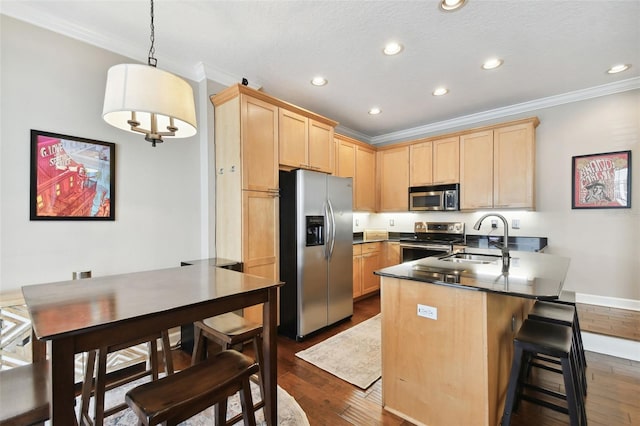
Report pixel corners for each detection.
[173,294,640,425]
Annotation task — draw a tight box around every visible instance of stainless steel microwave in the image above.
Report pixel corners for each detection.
[409,184,459,211]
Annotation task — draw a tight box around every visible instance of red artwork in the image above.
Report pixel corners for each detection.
[30,130,115,220]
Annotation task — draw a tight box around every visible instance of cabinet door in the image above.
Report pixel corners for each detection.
[241,95,279,192]
[410,141,433,186]
[433,136,460,184]
[355,146,376,211]
[460,130,494,210]
[383,242,401,267]
[353,254,362,298]
[279,108,308,170]
[308,120,333,173]
[336,138,356,205]
[242,190,279,322]
[336,139,356,178]
[361,252,381,294]
[378,146,409,211]
[493,123,535,209]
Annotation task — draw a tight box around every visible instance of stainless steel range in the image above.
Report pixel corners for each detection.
[399,221,465,262]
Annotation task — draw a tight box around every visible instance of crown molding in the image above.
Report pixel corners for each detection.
[368,77,640,146]
[334,125,373,143]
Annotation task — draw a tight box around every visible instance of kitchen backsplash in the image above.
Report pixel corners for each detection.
[353,211,545,238]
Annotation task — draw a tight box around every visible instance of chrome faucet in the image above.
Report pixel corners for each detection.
[473,213,510,272]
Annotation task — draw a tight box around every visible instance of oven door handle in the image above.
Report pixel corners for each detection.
[399,243,451,251]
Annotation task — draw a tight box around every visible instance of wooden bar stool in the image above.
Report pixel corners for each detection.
[126,349,259,426]
[0,332,49,426]
[192,312,265,422]
[528,300,587,397]
[501,319,586,426]
[78,331,174,426]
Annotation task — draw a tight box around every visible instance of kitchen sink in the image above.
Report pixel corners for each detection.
[440,253,502,265]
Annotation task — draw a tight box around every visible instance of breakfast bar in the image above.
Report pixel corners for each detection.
[22,263,282,425]
[375,248,570,426]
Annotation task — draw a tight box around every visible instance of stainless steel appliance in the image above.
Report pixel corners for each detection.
[279,169,353,340]
[400,221,465,262]
[409,183,459,211]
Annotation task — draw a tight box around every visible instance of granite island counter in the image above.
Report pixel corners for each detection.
[374,248,570,426]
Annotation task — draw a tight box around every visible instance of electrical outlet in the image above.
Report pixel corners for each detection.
[512,219,520,229]
[417,304,437,320]
[491,220,498,229]
[389,219,395,226]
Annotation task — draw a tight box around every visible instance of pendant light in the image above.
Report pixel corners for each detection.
[102,0,197,147]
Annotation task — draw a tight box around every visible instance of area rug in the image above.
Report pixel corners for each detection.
[83,379,309,425]
[295,314,381,389]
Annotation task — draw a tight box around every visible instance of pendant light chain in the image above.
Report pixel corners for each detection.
[148,0,157,67]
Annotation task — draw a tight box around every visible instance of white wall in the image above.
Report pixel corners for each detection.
[0,16,205,291]
[356,90,640,300]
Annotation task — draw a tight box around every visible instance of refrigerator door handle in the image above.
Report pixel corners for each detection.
[327,199,336,259]
[323,202,331,259]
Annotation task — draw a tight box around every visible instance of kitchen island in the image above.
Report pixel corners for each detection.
[374,248,570,426]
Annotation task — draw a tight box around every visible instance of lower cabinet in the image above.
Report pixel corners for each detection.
[353,243,382,299]
[382,241,401,267]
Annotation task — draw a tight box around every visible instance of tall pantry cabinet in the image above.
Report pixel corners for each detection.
[211,86,280,323]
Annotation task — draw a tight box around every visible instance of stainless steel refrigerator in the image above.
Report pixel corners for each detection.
[279,169,353,340]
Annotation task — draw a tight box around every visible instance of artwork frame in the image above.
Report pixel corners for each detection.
[571,150,631,209]
[30,130,116,220]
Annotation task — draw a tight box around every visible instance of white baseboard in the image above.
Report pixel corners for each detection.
[582,332,640,362]
[575,293,640,311]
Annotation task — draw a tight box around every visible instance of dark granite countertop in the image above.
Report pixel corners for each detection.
[375,247,570,300]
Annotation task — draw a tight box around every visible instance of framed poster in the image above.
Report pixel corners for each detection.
[572,150,631,209]
[30,130,116,220]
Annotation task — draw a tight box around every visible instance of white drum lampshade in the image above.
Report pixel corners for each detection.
[102,63,197,145]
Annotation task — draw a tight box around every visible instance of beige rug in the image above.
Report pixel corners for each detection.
[295,314,381,389]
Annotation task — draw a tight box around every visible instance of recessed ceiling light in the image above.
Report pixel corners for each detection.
[607,64,631,74]
[432,87,449,96]
[368,107,382,115]
[440,0,467,12]
[482,58,504,70]
[383,42,404,56]
[311,76,328,86]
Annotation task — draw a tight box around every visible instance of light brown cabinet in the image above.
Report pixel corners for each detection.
[409,140,433,186]
[382,241,401,267]
[335,135,376,211]
[212,89,280,323]
[460,119,538,210]
[279,108,333,173]
[410,136,459,186]
[212,85,338,322]
[433,136,460,184]
[378,146,409,211]
[352,242,381,298]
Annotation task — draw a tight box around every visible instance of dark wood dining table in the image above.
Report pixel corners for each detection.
[22,263,283,425]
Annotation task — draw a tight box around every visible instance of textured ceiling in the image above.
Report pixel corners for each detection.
[2,0,639,144]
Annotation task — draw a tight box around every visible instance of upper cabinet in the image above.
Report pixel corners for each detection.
[460,119,538,210]
[378,145,409,211]
[242,95,280,192]
[433,136,460,184]
[409,141,433,186]
[279,108,334,174]
[335,134,376,211]
[493,122,536,209]
[410,136,459,186]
